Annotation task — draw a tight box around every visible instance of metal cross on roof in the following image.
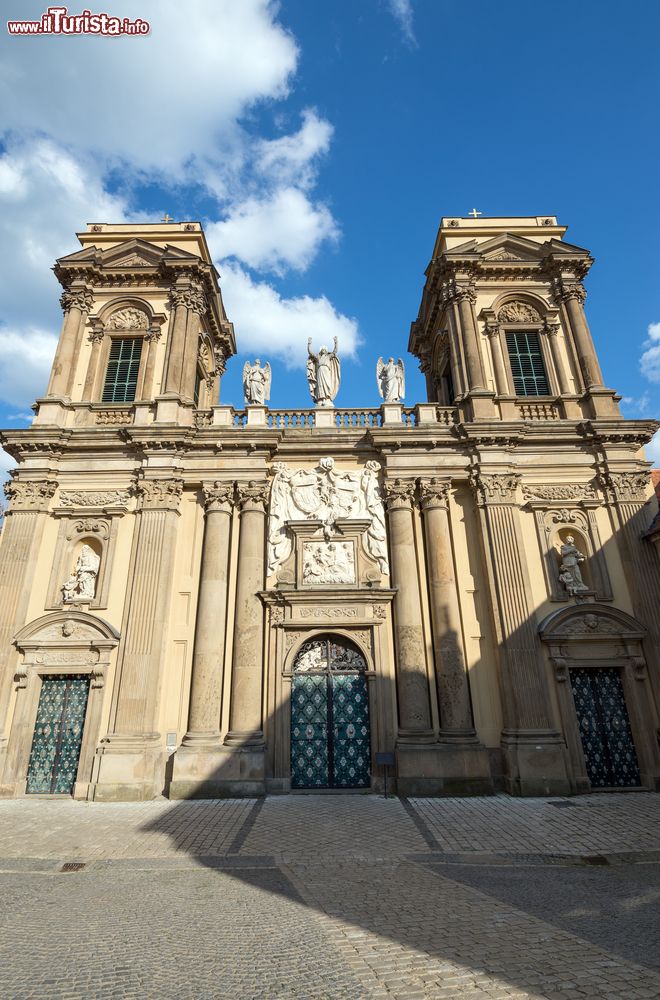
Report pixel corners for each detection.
[468,208,482,218]
[161,213,174,223]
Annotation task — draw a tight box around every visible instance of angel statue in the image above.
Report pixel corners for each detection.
[242,359,271,405]
[307,337,340,407]
[376,357,405,402]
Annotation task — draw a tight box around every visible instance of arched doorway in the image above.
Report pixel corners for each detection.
[291,635,371,789]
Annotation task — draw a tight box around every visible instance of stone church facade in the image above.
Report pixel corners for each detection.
[1,214,659,801]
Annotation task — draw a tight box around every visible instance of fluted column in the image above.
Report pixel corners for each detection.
[556,282,603,389]
[418,479,476,739]
[48,286,94,397]
[384,479,434,742]
[141,327,162,400]
[109,479,182,740]
[181,482,234,747]
[0,481,56,754]
[225,481,269,747]
[82,323,105,400]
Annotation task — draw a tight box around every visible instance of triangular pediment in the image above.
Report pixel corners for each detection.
[479,234,548,262]
[102,239,167,268]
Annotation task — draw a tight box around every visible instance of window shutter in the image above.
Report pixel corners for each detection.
[102,337,143,403]
[505,332,550,396]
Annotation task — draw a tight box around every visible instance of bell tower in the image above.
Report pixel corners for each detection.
[409,215,621,422]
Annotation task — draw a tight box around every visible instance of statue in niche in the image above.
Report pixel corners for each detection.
[558,535,589,596]
[242,359,271,405]
[303,541,355,585]
[306,337,340,407]
[62,544,100,603]
[376,357,405,402]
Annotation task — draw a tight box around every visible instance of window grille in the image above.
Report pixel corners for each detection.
[101,337,143,403]
[505,331,550,396]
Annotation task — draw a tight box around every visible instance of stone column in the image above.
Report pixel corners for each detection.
[225,480,269,747]
[93,478,182,800]
[384,479,434,742]
[212,348,227,405]
[180,284,206,401]
[141,327,162,400]
[544,322,572,396]
[48,286,94,397]
[485,322,508,396]
[418,479,476,739]
[0,481,56,777]
[181,482,234,747]
[556,282,603,389]
[454,285,486,391]
[82,323,105,400]
[163,286,191,395]
[470,470,569,795]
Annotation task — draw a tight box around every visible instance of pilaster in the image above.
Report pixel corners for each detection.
[48,285,94,398]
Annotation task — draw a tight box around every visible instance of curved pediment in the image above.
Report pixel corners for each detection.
[14,610,120,647]
[538,604,646,641]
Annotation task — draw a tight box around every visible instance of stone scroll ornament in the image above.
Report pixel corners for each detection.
[62,544,100,602]
[242,359,271,405]
[267,457,388,577]
[306,337,340,406]
[376,357,405,402]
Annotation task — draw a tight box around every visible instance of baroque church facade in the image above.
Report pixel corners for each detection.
[1,214,659,801]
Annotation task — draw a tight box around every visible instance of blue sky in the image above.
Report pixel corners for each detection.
[1,0,659,475]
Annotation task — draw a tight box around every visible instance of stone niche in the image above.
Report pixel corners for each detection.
[275,519,382,589]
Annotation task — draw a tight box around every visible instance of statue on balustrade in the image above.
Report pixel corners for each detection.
[62,544,100,603]
[243,359,271,405]
[307,337,340,407]
[558,535,589,596]
[376,357,405,402]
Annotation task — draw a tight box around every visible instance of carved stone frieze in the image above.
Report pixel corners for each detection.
[418,477,451,509]
[497,301,541,324]
[202,481,234,513]
[35,650,99,666]
[106,307,149,330]
[298,607,358,620]
[488,249,521,262]
[95,409,133,426]
[469,471,520,505]
[137,479,183,511]
[597,470,649,503]
[3,479,57,511]
[60,288,94,314]
[59,489,131,508]
[561,614,620,635]
[522,483,596,502]
[270,606,285,626]
[302,540,356,585]
[373,604,387,620]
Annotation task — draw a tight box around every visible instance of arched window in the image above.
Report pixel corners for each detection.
[498,300,551,397]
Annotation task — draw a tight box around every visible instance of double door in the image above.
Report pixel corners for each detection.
[26,675,90,795]
[570,667,641,788]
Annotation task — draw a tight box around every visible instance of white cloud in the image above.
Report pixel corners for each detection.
[386,0,416,46]
[255,109,333,190]
[646,429,660,466]
[0,328,59,407]
[0,0,298,175]
[219,263,359,367]
[207,188,339,274]
[640,322,660,384]
[0,447,15,485]
[621,392,651,415]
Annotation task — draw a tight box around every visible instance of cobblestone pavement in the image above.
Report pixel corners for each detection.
[0,794,659,999]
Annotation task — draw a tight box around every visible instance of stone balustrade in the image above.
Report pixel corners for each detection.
[516,399,561,420]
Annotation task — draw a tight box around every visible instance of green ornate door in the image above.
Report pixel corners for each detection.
[291,637,371,790]
[26,675,90,795]
[570,667,641,788]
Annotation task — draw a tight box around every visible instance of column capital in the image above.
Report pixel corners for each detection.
[144,325,162,344]
[554,280,586,305]
[3,478,57,512]
[418,477,451,510]
[169,280,205,316]
[469,470,521,506]
[441,277,477,305]
[202,480,234,513]
[484,320,501,339]
[60,287,94,314]
[597,470,649,503]
[544,320,562,337]
[136,478,183,512]
[383,478,417,512]
[236,479,269,512]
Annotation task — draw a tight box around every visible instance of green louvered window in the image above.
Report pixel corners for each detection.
[101,337,143,403]
[506,331,550,396]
